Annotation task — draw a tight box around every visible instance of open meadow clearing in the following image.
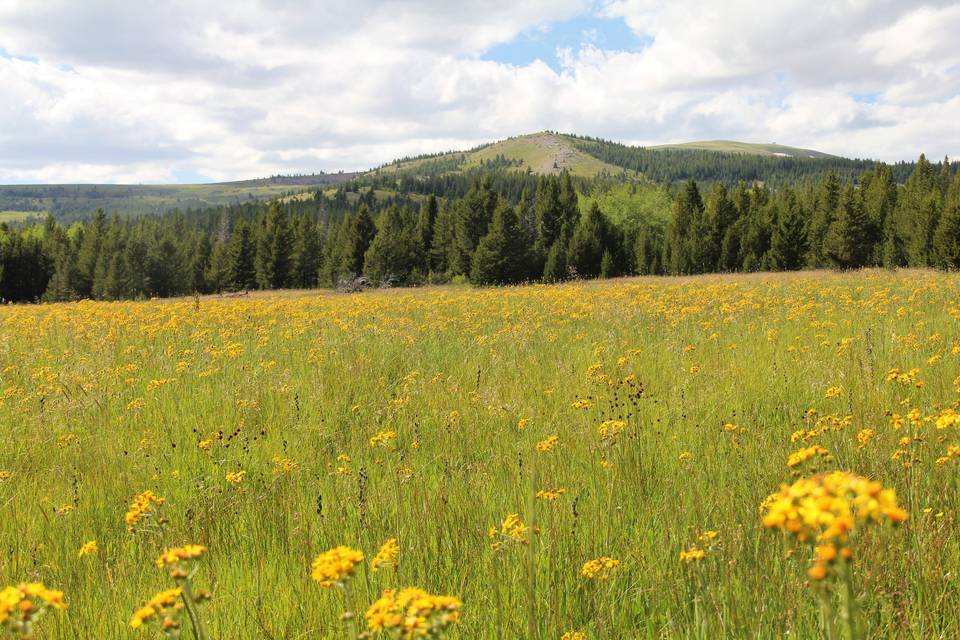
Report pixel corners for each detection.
[1,270,959,639]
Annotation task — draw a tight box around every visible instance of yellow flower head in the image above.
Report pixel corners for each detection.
[130,587,183,630]
[581,556,620,580]
[489,513,529,549]
[1,582,66,628]
[762,471,907,546]
[78,540,97,558]
[536,434,559,453]
[371,538,399,573]
[125,490,165,532]
[156,545,207,572]
[311,546,364,587]
[365,587,462,638]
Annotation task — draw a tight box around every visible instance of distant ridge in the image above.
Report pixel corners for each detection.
[649,140,838,159]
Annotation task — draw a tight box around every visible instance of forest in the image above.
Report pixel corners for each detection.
[0,152,958,303]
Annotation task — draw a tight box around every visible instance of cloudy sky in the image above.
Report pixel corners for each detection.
[1,0,958,184]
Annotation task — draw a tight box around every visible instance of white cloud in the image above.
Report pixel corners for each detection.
[0,0,957,183]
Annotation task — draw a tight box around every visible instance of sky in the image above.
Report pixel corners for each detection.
[0,0,958,184]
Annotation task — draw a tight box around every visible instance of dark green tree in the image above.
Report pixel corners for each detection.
[469,202,528,285]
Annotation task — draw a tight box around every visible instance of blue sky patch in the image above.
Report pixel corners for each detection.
[172,169,212,183]
[482,13,649,72]
[0,47,39,63]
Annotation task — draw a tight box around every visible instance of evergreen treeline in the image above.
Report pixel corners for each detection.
[1,155,958,302]
[566,135,934,186]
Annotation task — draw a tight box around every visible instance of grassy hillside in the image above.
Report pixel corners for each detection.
[650,140,838,159]
[1,132,873,225]
[375,132,635,179]
[0,173,355,223]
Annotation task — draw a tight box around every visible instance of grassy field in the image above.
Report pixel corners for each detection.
[0,210,39,223]
[0,177,351,222]
[1,271,958,638]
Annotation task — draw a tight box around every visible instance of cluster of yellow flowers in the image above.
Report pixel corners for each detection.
[561,632,587,640]
[271,455,298,474]
[124,490,166,532]
[597,419,626,442]
[762,471,907,580]
[364,587,462,639]
[129,587,183,631]
[535,488,567,501]
[935,445,960,466]
[311,546,365,588]
[786,445,830,468]
[132,543,210,635]
[224,470,246,485]
[156,545,207,578]
[489,513,529,550]
[0,583,66,637]
[371,538,400,573]
[77,540,97,558]
[536,434,559,452]
[886,367,923,387]
[581,556,620,580]
[369,430,397,447]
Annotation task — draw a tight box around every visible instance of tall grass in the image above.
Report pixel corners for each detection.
[0,269,958,638]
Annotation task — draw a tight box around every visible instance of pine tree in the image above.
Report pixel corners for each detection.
[824,184,871,269]
[230,222,258,290]
[291,217,322,288]
[147,234,187,297]
[896,154,939,267]
[428,204,456,277]
[452,177,498,275]
[417,195,438,267]
[75,208,107,297]
[932,171,960,268]
[206,237,233,292]
[363,206,424,285]
[104,250,131,300]
[567,202,609,279]
[256,203,294,289]
[189,233,212,294]
[806,172,840,267]
[469,202,528,285]
[543,230,570,282]
[666,180,703,274]
[327,204,376,285]
[768,188,808,270]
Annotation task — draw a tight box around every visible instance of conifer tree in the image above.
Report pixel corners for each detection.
[824,184,871,269]
[452,177,498,275]
[230,222,258,290]
[363,206,424,285]
[417,195,438,265]
[768,188,808,270]
[428,204,456,277]
[291,217,322,288]
[666,179,703,274]
[806,172,840,267]
[206,238,233,292]
[932,171,960,268]
[567,202,609,279]
[469,202,527,285]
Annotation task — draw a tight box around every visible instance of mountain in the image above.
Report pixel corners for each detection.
[2,132,882,224]
[376,132,635,178]
[649,140,838,159]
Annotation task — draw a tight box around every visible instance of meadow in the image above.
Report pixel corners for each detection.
[1,270,958,639]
